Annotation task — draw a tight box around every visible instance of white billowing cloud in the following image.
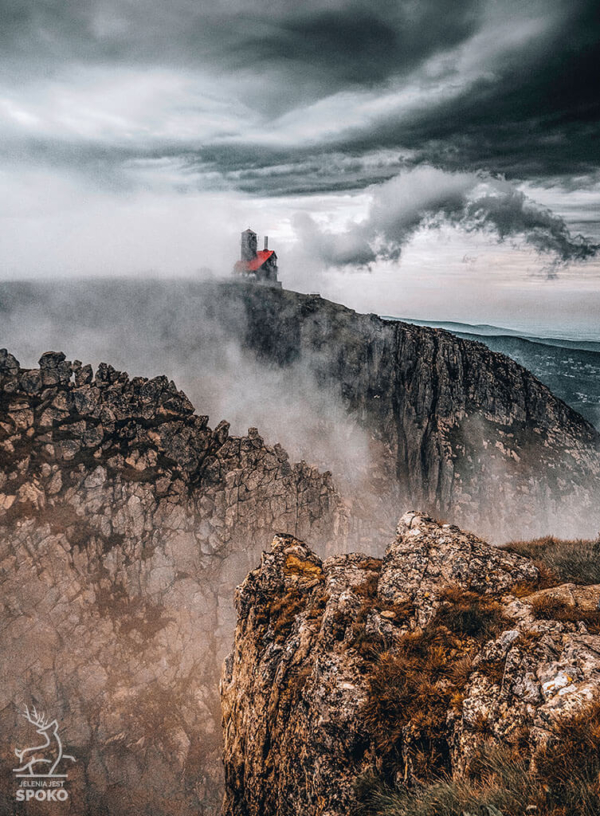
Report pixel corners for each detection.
[294,225,600,340]
[292,166,599,268]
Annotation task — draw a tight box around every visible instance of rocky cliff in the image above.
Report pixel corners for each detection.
[1,279,599,542]
[214,284,600,542]
[0,350,344,815]
[2,276,600,815]
[222,513,600,816]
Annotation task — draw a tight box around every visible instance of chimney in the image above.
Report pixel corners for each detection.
[264,236,269,251]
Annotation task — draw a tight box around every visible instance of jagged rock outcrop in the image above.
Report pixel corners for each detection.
[222,512,600,816]
[1,279,599,541]
[0,350,345,815]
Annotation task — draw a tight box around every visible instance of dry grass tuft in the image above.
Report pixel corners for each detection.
[361,586,509,777]
[529,594,600,632]
[253,587,307,643]
[358,694,600,816]
[436,586,509,642]
[476,659,506,684]
[349,573,414,659]
[503,535,600,587]
[510,562,562,597]
[254,583,328,645]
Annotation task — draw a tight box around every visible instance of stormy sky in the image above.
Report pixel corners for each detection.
[1,0,599,334]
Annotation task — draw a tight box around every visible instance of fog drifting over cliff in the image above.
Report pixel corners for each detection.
[1,278,599,546]
[0,279,372,491]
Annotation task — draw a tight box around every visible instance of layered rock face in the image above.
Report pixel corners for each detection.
[0,350,344,815]
[220,284,600,541]
[222,512,600,816]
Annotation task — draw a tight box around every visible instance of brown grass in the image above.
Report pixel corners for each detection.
[503,535,600,586]
[529,594,600,633]
[357,557,384,571]
[435,586,509,642]
[266,588,308,643]
[279,663,314,708]
[359,701,600,815]
[350,575,414,659]
[358,693,600,816]
[448,655,473,688]
[535,696,600,807]
[361,586,510,778]
[253,583,328,645]
[511,562,562,597]
[476,659,506,684]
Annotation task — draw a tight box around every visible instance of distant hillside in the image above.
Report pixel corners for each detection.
[387,318,600,429]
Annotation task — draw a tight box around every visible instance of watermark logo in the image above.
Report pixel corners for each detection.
[13,706,75,802]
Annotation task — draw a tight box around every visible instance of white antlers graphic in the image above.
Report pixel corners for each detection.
[13,705,76,777]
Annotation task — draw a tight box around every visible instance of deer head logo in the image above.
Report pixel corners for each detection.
[13,706,76,778]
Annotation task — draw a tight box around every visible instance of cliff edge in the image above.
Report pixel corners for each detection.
[1,280,600,542]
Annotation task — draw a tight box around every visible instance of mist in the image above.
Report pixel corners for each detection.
[3,158,599,349]
[1,276,599,548]
[0,279,373,494]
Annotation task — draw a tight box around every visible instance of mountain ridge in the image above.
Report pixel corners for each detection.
[0,279,599,541]
[0,348,344,815]
[384,316,600,429]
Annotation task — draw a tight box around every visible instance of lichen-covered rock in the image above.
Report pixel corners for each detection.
[222,513,600,816]
[523,582,600,612]
[379,511,539,624]
[221,536,375,816]
[0,351,346,816]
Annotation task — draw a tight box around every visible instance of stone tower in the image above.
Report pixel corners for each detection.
[241,229,257,263]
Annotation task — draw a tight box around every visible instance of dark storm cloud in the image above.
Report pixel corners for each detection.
[0,0,480,81]
[229,1,480,92]
[0,0,599,237]
[324,0,600,180]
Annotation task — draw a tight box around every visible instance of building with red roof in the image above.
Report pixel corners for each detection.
[233,229,280,286]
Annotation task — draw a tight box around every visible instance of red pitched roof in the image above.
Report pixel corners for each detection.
[242,249,274,272]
